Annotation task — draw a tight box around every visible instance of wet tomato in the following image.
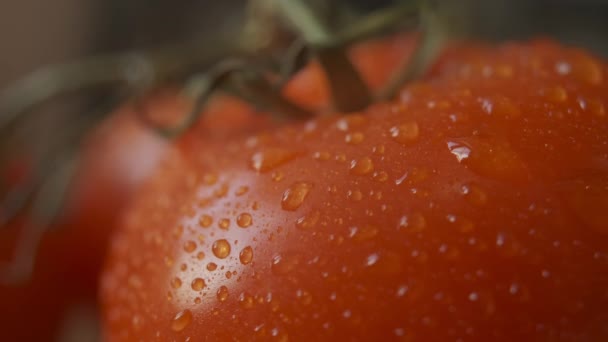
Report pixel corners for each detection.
[101,37,608,341]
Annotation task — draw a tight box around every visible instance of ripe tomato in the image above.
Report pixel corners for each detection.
[0,84,278,341]
[101,36,608,341]
[0,90,179,341]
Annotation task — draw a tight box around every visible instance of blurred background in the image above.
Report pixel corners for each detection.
[0,0,607,341]
[1,0,608,91]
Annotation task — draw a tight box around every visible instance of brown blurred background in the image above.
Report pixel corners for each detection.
[1,0,607,93]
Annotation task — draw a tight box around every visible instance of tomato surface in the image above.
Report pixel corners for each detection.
[101,37,608,341]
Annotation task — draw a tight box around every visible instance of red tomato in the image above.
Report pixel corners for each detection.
[0,91,179,341]
[101,37,608,341]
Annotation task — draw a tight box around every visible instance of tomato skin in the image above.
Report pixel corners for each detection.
[101,39,608,341]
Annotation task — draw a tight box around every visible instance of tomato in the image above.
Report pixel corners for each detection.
[100,37,608,341]
[0,91,179,341]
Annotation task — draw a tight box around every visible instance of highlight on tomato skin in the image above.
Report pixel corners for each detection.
[100,37,608,341]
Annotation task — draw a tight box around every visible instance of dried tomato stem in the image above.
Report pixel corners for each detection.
[277,0,372,112]
[377,2,448,100]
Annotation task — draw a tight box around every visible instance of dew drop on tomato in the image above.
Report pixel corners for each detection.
[271,254,300,276]
[217,286,229,302]
[211,239,231,259]
[183,241,197,253]
[239,246,254,265]
[170,309,192,332]
[461,183,488,206]
[349,157,374,176]
[398,213,427,233]
[191,278,206,291]
[218,218,230,230]
[345,132,365,145]
[281,182,313,211]
[199,214,213,228]
[171,277,182,289]
[295,209,321,230]
[447,140,471,162]
[389,121,420,145]
[250,148,299,172]
[236,213,253,228]
[239,292,255,309]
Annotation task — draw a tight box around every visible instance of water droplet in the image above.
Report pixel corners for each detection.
[203,173,218,185]
[180,263,187,271]
[390,121,419,145]
[171,309,192,332]
[468,292,479,301]
[347,189,363,201]
[296,289,313,305]
[336,115,367,132]
[206,262,217,271]
[345,132,365,145]
[373,171,389,182]
[448,138,529,182]
[350,157,374,176]
[252,201,260,210]
[395,168,429,186]
[196,251,205,260]
[584,98,606,118]
[183,241,197,253]
[295,210,321,230]
[218,218,230,230]
[171,277,182,289]
[236,213,253,228]
[461,183,488,206]
[480,96,521,118]
[281,182,313,211]
[496,233,505,247]
[217,286,229,302]
[250,148,299,172]
[271,254,300,276]
[235,186,249,196]
[349,225,379,241]
[213,184,229,198]
[239,246,254,265]
[239,292,255,309]
[313,151,331,161]
[447,141,471,162]
[366,253,379,266]
[271,171,285,182]
[212,239,231,259]
[396,285,409,297]
[194,297,202,304]
[191,278,206,291]
[398,213,427,233]
[372,145,385,155]
[199,215,213,228]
